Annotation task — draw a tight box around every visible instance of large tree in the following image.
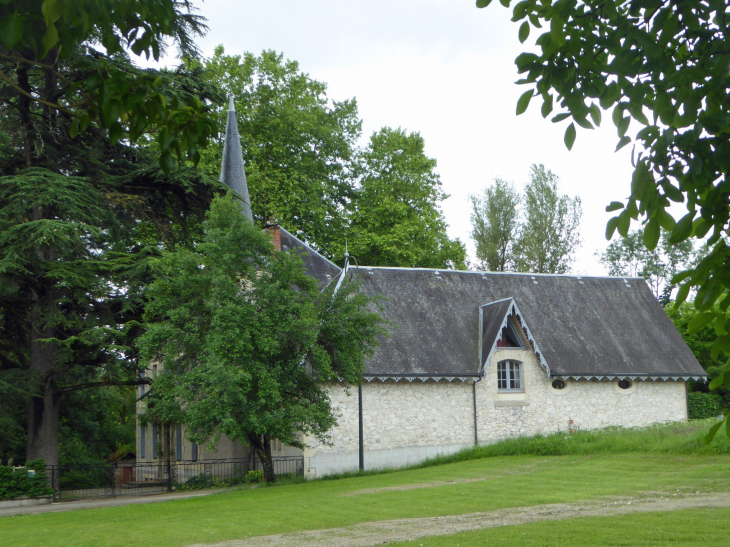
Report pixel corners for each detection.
[197,47,361,254]
[514,164,582,274]
[347,127,466,269]
[0,2,222,466]
[138,196,385,483]
[477,0,730,439]
[470,178,520,272]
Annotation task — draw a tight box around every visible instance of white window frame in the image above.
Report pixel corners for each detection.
[497,360,523,392]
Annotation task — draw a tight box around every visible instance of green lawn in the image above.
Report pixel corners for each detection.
[2,421,730,547]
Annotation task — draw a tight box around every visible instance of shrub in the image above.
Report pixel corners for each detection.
[245,470,264,484]
[688,392,722,420]
[0,459,54,500]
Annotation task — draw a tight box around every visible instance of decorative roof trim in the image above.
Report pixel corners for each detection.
[363,374,479,384]
[552,374,706,382]
[481,298,551,378]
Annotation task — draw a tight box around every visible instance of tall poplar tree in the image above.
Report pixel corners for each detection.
[347,128,466,269]
[470,179,520,271]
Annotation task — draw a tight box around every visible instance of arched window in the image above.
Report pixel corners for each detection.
[497,360,522,391]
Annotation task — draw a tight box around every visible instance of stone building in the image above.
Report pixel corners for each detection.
[136,97,707,476]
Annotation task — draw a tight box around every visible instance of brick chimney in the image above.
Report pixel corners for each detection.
[264,216,281,251]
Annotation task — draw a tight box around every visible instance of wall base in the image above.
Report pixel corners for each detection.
[305,442,471,477]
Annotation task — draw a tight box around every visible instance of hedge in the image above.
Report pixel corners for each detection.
[0,459,54,500]
[688,392,722,420]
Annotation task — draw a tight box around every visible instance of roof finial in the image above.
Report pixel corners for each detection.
[220,94,253,221]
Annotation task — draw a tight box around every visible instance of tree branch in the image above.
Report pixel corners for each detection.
[59,378,151,393]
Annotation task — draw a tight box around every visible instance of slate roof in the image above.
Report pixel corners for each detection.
[220,95,254,221]
[280,227,341,287]
[351,267,706,380]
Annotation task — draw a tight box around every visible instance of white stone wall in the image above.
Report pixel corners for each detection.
[303,381,475,475]
[476,348,688,442]
[302,348,688,476]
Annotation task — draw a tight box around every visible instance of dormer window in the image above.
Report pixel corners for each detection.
[498,360,522,391]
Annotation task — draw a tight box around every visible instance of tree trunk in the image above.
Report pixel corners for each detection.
[26,304,60,467]
[248,433,275,483]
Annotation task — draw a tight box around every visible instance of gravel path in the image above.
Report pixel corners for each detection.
[188,492,730,547]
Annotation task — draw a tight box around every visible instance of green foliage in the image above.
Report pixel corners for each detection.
[666,303,726,400]
[515,164,581,274]
[470,165,581,273]
[469,178,520,271]
[347,127,466,269]
[197,47,360,251]
[0,459,53,500]
[245,470,265,484]
[599,229,696,301]
[0,0,216,169]
[139,195,386,482]
[688,392,722,420]
[479,0,730,437]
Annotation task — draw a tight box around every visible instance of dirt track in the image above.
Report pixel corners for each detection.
[187,492,730,547]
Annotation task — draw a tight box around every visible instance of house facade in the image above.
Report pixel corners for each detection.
[135,96,706,476]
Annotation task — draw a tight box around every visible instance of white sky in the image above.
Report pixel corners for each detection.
[165,0,646,274]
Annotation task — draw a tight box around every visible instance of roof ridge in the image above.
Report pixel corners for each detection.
[359,265,643,280]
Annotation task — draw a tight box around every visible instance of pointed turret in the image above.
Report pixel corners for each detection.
[220,94,253,221]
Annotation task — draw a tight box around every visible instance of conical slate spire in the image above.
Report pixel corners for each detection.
[220,94,253,221]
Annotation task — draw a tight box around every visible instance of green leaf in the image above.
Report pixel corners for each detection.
[41,0,64,24]
[589,104,602,126]
[69,118,79,139]
[541,93,553,118]
[564,123,576,150]
[643,218,660,250]
[617,211,630,237]
[688,311,715,334]
[657,209,676,232]
[499,0,511,7]
[669,213,694,244]
[550,16,565,47]
[516,89,533,115]
[674,283,690,307]
[606,216,619,240]
[551,113,571,123]
[605,201,624,212]
[515,52,539,69]
[710,335,730,361]
[709,371,725,391]
[519,21,530,43]
[476,0,493,7]
[703,419,724,445]
[615,136,631,151]
[0,13,25,48]
[42,23,59,56]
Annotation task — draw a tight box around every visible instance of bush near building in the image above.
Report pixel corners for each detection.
[0,459,53,500]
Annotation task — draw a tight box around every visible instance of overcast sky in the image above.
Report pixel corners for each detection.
[168,0,643,274]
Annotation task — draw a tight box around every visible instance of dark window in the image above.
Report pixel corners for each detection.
[191,442,198,462]
[618,379,632,390]
[497,360,522,391]
[140,425,146,459]
[552,379,566,390]
[175,424,182,461]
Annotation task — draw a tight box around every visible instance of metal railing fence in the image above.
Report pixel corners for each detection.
[45,456,303,501]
